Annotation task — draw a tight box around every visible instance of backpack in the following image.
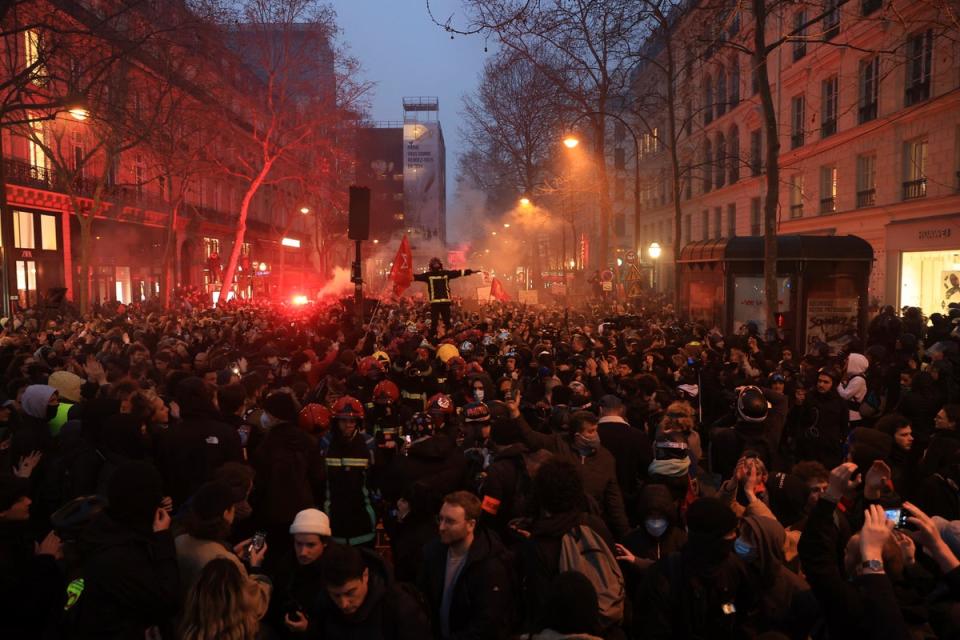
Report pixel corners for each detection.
[558,524,625,628]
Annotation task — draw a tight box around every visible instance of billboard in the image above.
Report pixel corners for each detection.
[403,122,444,241]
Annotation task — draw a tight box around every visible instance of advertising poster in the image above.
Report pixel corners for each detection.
[806,298,859,354]
[732,277,791,333]
[403,122,441,231]
[943,271,960,305]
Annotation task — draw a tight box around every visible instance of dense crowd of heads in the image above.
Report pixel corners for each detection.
[1,293,959,639]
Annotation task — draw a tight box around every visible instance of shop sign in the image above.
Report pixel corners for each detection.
[918,228,952,241]
[806,298,859,354]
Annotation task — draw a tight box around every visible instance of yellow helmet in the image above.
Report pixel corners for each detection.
[372,350,391,365]
[436,343,460,364]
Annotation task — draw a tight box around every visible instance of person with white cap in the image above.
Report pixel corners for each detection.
[268,508,332,637]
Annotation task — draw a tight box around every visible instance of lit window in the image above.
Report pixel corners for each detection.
[41,214,57,250]
[13,211,35,249]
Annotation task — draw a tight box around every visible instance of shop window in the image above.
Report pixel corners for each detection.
[903,138,928,200]
[15,259,37,307]
[900,250,960,312]
[820,166,838,214]
[40,214,57,250]
[13,210,35,248]
[856,154,876,207]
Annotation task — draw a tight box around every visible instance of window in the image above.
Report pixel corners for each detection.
[791,95,805,149]
[28,117,46,173]
[684,102,692,137]
[714,207,722,238]
[72,131,84,176]
[823,0,840,40]
[856,153,877,207]
[716,133,726,188]
[704,139,713,192]
[684,163,693,200]
[905,30,932,106]
[702,210,710,240]
[15,260,37,307]
[859,57,880,123]
[717,67,727,116]
[862,0,881,15]
[820,166,838,214]
[614,177,625,202]
[13,210,35,248]
[822,76,838,138]
[729,59,740,106]
[728,126,740,183]
[614,147,626,170]
[704,76,714,124]
[750,197,762,236]
[903,138,928,199]
[135,154,145,195]
[790,175,804,218]
[684,213,692,243]
[793,11,807,61]
[24,30,46,84]
[729,10,741,37]
[40,214,57,250]
[750,129,762,176]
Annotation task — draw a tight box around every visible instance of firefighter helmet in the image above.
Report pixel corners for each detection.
[372,380,400,403]
[298,403,332,434]
[332,396,365,420]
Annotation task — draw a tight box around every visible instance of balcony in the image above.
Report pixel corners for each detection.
[858,102,877,124]
[4,158,55,190]
[903,178,927,200]
[821,118,837,138]
[790,204,803,218]
[820,197,837,214]
[856,188,876,208]
[790,132,804,149]
[905,81,930,107]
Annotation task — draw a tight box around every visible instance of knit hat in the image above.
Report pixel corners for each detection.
[263,390,300,423]
[849,427,893,470]
[213,462,256,503]
[191,481,236,520]
[685,497,738,539]
[106,461,163,529]
[48,371,83,403]
[289,508,331,536]
[766,472,810,527]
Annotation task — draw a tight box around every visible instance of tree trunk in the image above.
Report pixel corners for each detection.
[218,163,271,305]
[161,195,182,310]
[753,0,781,331]
[663,26,684,311]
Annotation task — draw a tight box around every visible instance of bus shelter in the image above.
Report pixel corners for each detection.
[678,235,873,353]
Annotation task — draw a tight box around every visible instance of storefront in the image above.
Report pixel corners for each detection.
[678,235,874,352]
[72,218,164,306]
[1,208,66,311]
[885,214,960,314]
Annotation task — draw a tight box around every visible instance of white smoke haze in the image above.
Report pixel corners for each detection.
[317,266,353,299]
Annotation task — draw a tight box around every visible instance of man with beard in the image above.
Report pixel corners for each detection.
[320,397,377,546]
[637,497,754,639]
[268,508,332,638]
[791,368,849,469]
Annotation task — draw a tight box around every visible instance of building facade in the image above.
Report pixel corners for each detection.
[630,0,960,312]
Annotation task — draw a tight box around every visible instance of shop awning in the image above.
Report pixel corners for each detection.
[677,235,873,264]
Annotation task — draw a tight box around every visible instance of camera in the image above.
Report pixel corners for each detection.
[884,508,909,529]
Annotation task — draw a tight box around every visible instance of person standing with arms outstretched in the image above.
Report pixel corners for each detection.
[414,257,477,336]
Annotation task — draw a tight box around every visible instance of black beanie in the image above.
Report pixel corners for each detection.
[849,427,893,471]
[685,497,738,538]
[107,461,163,529]
[767,472,810,528]
[191,481,236,520]
[264,390,300,423]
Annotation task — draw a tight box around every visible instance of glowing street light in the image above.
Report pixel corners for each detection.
[648,242,662,259]
[569,259,576,269]
[300,206,310,214]
[563,136,580,149]
[68,107,89,121]
[373,239,379,244]
[519,197,531,207]
[503,223,510,228]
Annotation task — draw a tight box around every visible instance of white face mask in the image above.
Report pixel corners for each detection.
[474,389,484,402]
[644,517,669,538]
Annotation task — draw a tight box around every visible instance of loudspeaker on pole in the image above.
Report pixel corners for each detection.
[348,186,370,241]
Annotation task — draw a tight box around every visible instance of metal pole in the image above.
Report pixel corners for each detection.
[0,137,13,318]
[352,239,363,322]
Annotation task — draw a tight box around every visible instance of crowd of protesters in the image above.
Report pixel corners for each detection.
[1,286,960,640]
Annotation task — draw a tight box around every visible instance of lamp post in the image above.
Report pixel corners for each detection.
[562,111,641,271]
[648,241,661,291]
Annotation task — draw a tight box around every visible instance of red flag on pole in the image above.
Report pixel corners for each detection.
[389,234,413,296]
[490,277,511,302]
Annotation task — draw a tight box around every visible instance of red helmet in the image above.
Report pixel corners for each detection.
[373,380,400,403]
[298,403,332,434]
[427,393,455,416]
[358,356,385,378]
[332,396,365,420]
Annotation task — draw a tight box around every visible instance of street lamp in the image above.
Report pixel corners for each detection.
[563,136,580,149]
[68,107,89,121]
[648,241,661,291]
[299,206,310,214]
[519,197,531,207]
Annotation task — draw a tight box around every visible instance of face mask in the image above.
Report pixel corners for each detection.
[474,389,484,402]
[46,405,59,421]
[734,537,757,562]
[645,517,669,538]
[574,432,600,452]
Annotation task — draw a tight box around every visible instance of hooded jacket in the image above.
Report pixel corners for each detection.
[69,512,180,639]
[251,420,324,529]
[419,526,514,640]
[838,354,869,422]
[316,548,431,640]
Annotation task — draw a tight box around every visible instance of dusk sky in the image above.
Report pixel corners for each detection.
[335,1,493,241]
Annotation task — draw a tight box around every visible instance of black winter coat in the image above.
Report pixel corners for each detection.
[157,408,242,507]
[316,548,431,640]
[419,527,513,640]
[69,513,180,640]
[251,421,324,529]
[597,416,651,519]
